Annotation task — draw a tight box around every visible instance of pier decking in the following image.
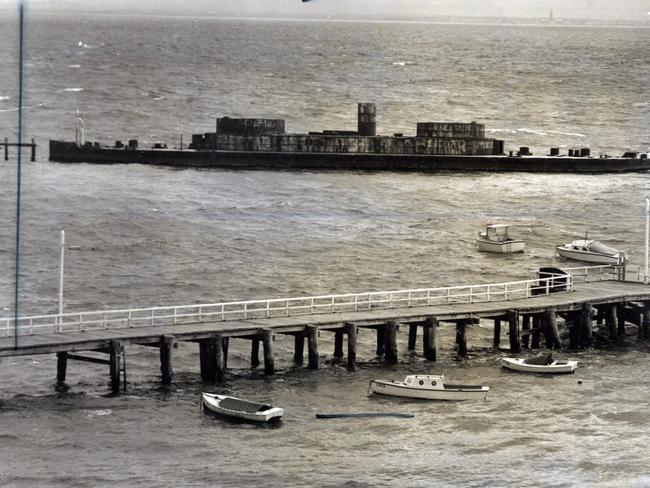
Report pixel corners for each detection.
[2,269,649,393]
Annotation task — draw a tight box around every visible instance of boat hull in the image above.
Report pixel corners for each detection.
[202,393,284,422]
[501,358,577,374]
[476,238,525,253]
[369,380,489,400]
[556,246,624,265]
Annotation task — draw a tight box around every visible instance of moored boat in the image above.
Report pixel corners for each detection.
[369,374,489,400]
[501,353,577,374]
[556,239,626,265]
[201,393,284,422]
[476,224,525,253]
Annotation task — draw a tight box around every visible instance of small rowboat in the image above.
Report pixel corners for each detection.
[369,374,489,401]
[501,353,577,374]
[201,393,284,422]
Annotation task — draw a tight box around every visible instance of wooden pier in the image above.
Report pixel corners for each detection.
[1,268,650,393]
[2,137,36,162]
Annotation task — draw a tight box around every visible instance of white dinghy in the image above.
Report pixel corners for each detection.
[476,224,525,253]
[501,352,577,374]
[202,393,284,422]
[369,374,489,401]
[556,238,626,265]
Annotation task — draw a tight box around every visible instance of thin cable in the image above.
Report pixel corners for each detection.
[13,2,24,348]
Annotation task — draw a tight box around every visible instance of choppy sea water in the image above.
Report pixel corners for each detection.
[1,13,650,488]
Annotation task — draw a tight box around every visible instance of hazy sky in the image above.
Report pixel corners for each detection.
[3,0,650,21]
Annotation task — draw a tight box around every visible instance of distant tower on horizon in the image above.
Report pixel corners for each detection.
[549,9,554,22]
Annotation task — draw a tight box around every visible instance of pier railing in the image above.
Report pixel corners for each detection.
[3,273,576,337]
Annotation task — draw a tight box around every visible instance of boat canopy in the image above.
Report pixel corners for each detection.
[588,241,621,255]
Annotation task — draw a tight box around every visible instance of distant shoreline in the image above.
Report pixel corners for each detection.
[8,11,649,29]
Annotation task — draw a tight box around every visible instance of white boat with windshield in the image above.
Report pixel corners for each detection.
[476,224,525,253]
[369,374,489,401]
[501,352,577,374]
[556,234,626,265]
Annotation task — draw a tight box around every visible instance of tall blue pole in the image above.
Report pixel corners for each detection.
[14,2,24,348]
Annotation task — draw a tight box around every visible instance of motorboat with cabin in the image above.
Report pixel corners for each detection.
[368,374,489,400]
[476,224,525,253]
[556,236,626,265]
[201,393,284,422]
[501,352,577,374]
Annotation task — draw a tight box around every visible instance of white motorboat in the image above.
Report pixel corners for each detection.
[476,224,525,253]
[501,353,577,374]
[201,393,284,422]
[556,239,626,265]
[369,374,489,401]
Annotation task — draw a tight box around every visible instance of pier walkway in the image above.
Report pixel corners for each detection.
[2,266,649,392]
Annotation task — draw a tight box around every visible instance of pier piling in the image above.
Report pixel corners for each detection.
[307,325,319,369]
[251,337,260,368]
[531,315,541,348]
[617,303,626,338]
[56,351,68,387]
[606,305,618,341]
[385,321,398,364]
[456,320,467,358]
[376,327,385,356]
[109,340,124,393]
[580,303,593,347]
[346,323,357,371]
[293,333,305,365]
[545,309,561,349]
[408,324,417,351]
[423,317,437,361]
[508,310,520,353]
[262,329,274,375]
[215,334,225,382]
[334,330,344,358]
[493,319,501,348]
[199,338,217,382]
[159,335,175,385]
[521,315,530,349]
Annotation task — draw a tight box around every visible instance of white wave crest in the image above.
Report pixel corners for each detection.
[63,87,84,92]
[0,96,9,101]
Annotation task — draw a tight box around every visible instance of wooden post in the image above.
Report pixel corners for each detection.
[508,310,520,353]
[456,320,467,358]
[109,340,122,393]
[215,334,225,382]
[545,309,561,349]
[606,305,617,341]
[616,303,626,338]
[251,337,260,368]
[31,138,35,162]
[4,138,8,161]
[408,324,417,350]
[199,338,217,382]
[521,315,530,349]
[493,319,501,348]
[293,333,304,365]
[346,322,357,371]
[531,316,541,349]
[641,304,650,339]
[222,337,229,370]
[159,335,175,385]
[376,327,385,356]
[56,351,68,387]
[334,330,344,358]
[262,329,274,375]
[307,325,319,369]
[580,303,593,347]
[596,307,604,325]
[385,321,398,364]
[422,317,437,361]
[568,313,579,349]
